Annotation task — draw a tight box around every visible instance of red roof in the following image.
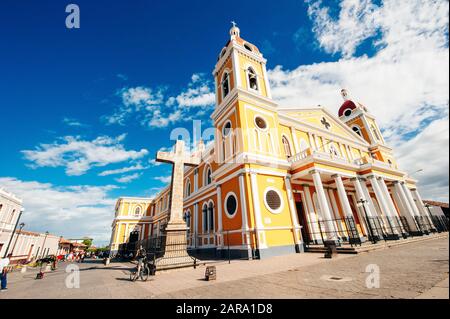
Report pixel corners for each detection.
[338,100,357,117]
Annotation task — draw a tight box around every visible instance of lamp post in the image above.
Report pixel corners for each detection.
[10,222,25,258]
[3,208,24,258]
[357,198,377,244]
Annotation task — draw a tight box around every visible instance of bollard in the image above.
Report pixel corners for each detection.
[324,240,338,259]
[205,266,216,281]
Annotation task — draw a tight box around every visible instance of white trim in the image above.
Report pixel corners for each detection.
[263,186,284,214]
[224,191,239,219]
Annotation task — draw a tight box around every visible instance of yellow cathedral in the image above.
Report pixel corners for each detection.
[109,24,436,259]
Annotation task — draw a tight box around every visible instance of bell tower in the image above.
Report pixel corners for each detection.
[338,89,397,165]
[212,22,273,113]
[211,23,281,166]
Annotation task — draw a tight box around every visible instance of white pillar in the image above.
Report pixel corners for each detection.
[411,188,435,229]
[333,175,353,218]
[326,188,345,235]
[377,178,400,235]
[402,183,421,217]
[285,176,302,250]
[368,176,396,235]
[310,170,337,240]
[392,182,419,231]
[302,184,322,242]
[216,185,223,248]
[239,173,252,258]
[250,172,266,249]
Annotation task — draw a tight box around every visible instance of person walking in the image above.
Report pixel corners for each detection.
[0,254,11,291]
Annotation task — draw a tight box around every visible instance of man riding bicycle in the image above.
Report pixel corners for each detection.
[130,245,149,282]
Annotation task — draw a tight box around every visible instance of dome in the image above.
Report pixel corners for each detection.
[338,100,357,117]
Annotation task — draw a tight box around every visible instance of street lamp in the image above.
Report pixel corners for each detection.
[10,222,25,257]
[3,208,24,258]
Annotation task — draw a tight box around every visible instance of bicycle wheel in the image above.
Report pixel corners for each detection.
[140,265,150,282]
[130,269,138,282]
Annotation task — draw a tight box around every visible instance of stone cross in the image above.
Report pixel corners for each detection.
[156,140,200,226]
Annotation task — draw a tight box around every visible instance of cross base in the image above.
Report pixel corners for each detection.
[153,225,196,271]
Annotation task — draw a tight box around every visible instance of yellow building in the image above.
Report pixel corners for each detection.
[109,24,437,258]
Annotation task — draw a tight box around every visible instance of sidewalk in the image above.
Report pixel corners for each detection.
[415,277,449,299]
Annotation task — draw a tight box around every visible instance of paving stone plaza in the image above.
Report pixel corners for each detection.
[1,235,448,299]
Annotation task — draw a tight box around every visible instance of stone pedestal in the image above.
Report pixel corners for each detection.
[153,223,196,271]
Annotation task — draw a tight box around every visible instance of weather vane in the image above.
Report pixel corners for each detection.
[231,21,237,28]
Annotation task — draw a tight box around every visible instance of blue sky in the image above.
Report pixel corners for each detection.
[0,0,448,245]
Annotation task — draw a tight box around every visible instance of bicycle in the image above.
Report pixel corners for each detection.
[130,257,150,282]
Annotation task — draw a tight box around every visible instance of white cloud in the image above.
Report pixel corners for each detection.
[62,117,86,127]
[114,172,142,183]
[270,0,449,200]
[0,177,116,246]
[22,134,148,176]
[154,175,172,184]
[394,116,449,202]
[104,73,215,129]
[98,163,147,176]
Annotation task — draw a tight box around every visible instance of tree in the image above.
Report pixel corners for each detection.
[82,238,93,248]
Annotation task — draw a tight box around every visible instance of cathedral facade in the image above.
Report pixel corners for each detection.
[109,25,436,258]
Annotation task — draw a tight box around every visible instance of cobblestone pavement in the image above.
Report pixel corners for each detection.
[0,236,448,299]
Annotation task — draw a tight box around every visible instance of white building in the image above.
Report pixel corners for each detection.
[0,188,23,257]
[6,230,60,263]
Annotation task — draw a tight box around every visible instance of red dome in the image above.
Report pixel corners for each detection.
[338,100,357,117]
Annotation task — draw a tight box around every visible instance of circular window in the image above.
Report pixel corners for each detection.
[223,121,232,137]
[224,192,238,218]
[264,188,284,214]
[254,116,267,130]
[244,43,252,52]
[344,108,352,117]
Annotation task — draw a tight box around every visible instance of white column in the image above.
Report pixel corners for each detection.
[308,133,317,150]
[291,127,300,154]
[231,49,241,88]
[333,175,353,218]
[302,185,321,242]
[392,182,419,231]
[310,170,337,240]
[239,174,252,258]
[194,168,198,192]
[411,188,435,229]
[216,185,223,248]
[326,188,345,236]
[285,176,301,250]
[377,177,400,234]
[262,63,272,99]
[401,183,421,217]
[250,172,266,249]
[368,175,396,234]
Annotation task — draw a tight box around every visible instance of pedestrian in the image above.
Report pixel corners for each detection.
[0,254,11,291]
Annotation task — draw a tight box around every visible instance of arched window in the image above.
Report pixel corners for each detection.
[352,125,362,137]
[134,206,142,216]
[202,204,208,233]
[282,136,292,157]
[222,120,234,161]
[208,202,214,232]
[204,166,212,186]
[221,72,230,99]
[185,179,191,198]
[247,67,258,91]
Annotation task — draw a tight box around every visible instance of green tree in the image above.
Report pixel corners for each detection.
[82,238,93,248]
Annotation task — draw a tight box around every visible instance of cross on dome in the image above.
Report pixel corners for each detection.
[230,21,240,39]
